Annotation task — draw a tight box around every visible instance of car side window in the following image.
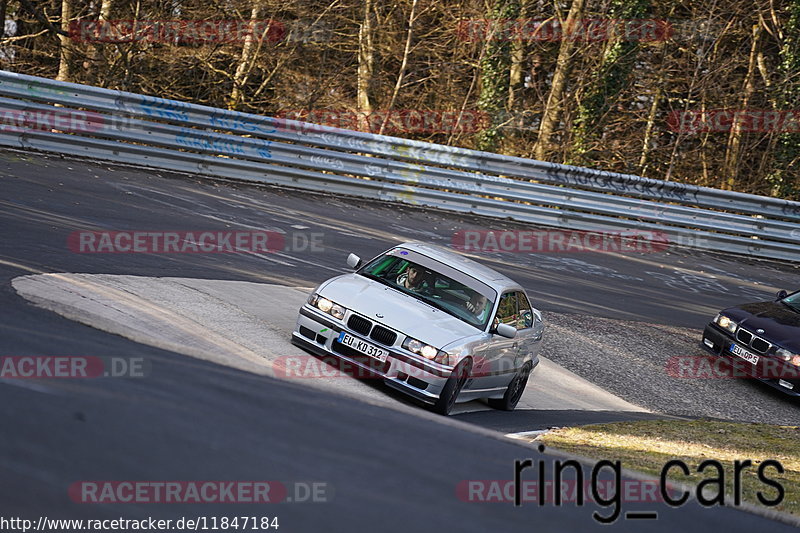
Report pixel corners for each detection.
[494,292,519,328]
[516,291,533,329]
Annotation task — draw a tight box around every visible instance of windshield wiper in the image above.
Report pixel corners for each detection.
[359,272,394,288]
[414,293,450,314]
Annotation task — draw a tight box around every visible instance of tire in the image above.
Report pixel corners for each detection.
[431,360,472,416]
[488,361,532,411]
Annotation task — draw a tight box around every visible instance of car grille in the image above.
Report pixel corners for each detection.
[370,325,397,346]
[348,314,372,335]
[751,337,771,354]
[736,327,772,354]
[346,314,398,346]
[331,340,391,374]
[736,329,753,345]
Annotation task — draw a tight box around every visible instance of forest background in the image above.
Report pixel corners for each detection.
[2,0,799,200]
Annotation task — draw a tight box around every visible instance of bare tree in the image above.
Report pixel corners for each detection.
[3,0,799,199]
[56,0,74,82]
[723,23,762,189]
[534,0,586,160]
[476,0,520,151]
[357,0,374,128]
[84,0,115,86]
[229,2,267,110]
[379,0,418,135]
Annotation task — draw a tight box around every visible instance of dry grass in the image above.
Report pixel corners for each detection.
[539,419,800,516]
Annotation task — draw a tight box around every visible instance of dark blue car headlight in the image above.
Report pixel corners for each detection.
[776,347,800,367]
[714,314,737,334]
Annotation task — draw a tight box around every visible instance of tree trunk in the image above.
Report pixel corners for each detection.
[357,0,374,130]
[56,0,73,82]
[85,0,114,86]
[0,0,7,40]
[638,87,661,173]
[476,0,520,152]
[571,0,648,164]
[722,23,761,190]
[507,1,528,112]
[228,3,266,110]
[533,0,586,160]
[767,0,800,198]
[379,0,418,135]
[637,19,674,174]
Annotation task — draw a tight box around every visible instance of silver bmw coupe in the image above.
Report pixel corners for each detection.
[291,242,544,415]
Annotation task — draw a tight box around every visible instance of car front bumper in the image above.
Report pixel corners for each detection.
[291,306,453,404]
[701,323,800,397]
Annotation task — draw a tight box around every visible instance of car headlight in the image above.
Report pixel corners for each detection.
[714,314,737,334]
[328,304,345,319]
[776,348,800,367]
[307,293,346,320]
[402,337,449,364]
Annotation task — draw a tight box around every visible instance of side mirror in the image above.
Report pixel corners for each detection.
[777,290,789,300]
[346,253,362,269]
[495,323,517,339]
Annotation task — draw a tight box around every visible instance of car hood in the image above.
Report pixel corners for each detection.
[318,273,480,348]
[723,301,800,351]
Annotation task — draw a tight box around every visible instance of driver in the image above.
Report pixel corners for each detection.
[397,264,430,293]
[465,293,490,323]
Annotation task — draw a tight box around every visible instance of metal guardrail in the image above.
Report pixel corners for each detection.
[0,70,798,261]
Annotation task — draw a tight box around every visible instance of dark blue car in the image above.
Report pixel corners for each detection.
[702,289,800,397]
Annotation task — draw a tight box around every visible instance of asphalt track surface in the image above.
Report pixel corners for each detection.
[1,150,799,531]
[9,274,648,417]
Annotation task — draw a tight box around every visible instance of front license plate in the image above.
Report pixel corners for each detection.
[338,332,389,362]
[730,343,759,365]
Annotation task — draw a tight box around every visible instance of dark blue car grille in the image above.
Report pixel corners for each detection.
[736,328,771,354]
[736,329,752,344]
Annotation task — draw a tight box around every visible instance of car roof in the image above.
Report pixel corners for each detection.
[393,242,520,291]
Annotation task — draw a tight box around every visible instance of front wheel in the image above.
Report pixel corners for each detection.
[431,360,472,416]
[488,361,532,411]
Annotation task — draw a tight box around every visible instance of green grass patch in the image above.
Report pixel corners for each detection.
[539,419,800,516]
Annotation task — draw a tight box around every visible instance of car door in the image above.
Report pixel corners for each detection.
[513,291,542,368]
[472,291,520,390]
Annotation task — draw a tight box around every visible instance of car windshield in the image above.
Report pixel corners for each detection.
[358,249,497,329]
[781,291,800,312]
